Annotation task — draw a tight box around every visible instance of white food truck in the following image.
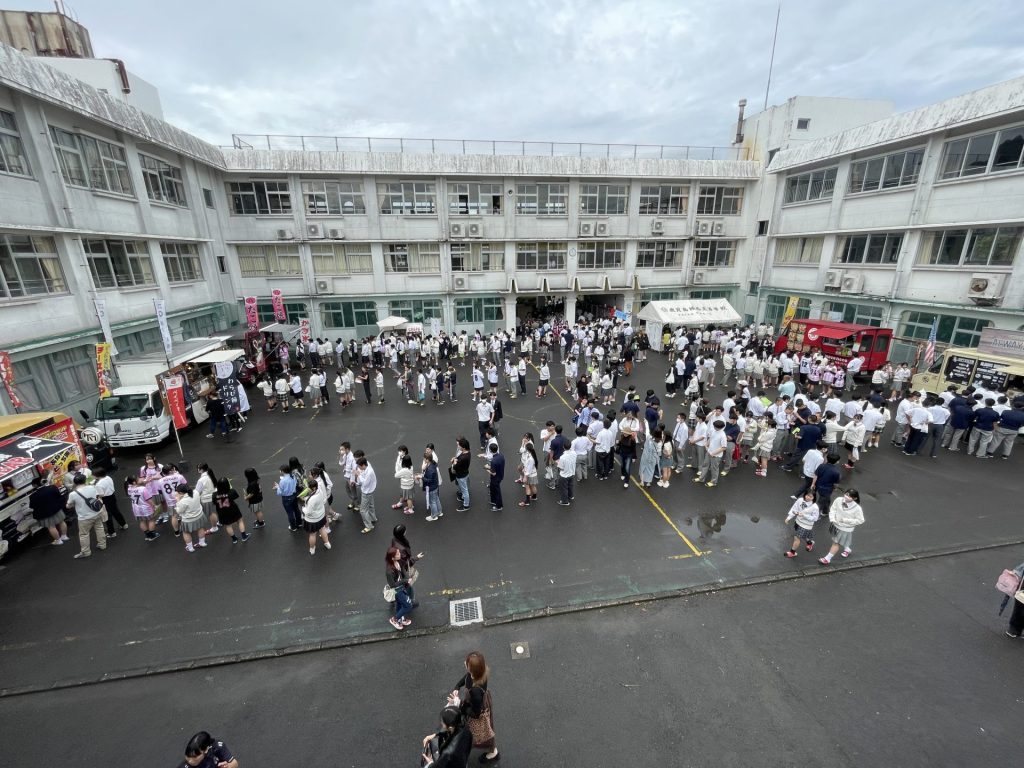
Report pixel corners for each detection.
[90,337,242,447]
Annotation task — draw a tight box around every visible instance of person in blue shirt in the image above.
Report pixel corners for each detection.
[992,402,1024,459]
[487,444,505,511]
[969,399,1000,458]
[180,731,238,768]
[782,416,822,471]
[274,465,299,530]
[811,454,842,517]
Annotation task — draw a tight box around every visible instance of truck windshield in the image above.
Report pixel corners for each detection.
[96,394,150,420]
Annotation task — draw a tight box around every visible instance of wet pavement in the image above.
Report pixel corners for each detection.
[2,545,1022,767]
[0,357,1021,694]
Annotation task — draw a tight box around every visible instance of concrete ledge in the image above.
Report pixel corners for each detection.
[4,537,1022,699]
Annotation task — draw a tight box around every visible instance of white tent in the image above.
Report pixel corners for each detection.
[636,299,742,351]
[376,315,410,330]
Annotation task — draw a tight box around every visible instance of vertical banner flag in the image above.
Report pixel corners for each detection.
[215,360,241,414]
[781,296,801,330]
[0,351,22,409]
[430,317,441,338]
[244,296,259,332]
[93,299,118,356]
[271,289,286,322]
[162,374,190,429]
[924,318,938,369]
[153,298,173,358]
[300,318,311,345]
[95,343,114,398]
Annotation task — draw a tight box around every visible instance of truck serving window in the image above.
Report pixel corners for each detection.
[96,394,150,420]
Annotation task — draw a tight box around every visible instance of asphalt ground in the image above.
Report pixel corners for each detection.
[1,354,1021,694]
[2,545,1022,768]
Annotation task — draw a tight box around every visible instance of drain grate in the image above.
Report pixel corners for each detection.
[449,596,483,627]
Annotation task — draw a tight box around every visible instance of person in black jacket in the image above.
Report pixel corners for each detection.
[421,706,472,768]
[451,438,471,511]
[29,475,69,545]
[452,650,499,763]
[206,391,229,438]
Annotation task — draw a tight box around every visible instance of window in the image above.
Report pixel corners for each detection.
[160,242,203,283]
[50,127,133,195]
[577,241,624,270]
[638,291,678,310]
[579,183,628,215]
[693,240,735,267]
[389,299,442,323]
[941,125,1024,179]
[757,220,769,236]
[113,327,162,358]
[84,239,154,288]
[202,188,215,208]
[450,242,505,272]
[384,243,440,273]
[774,237,823,265]
[696,186,743,215]
[0,110,30,177]
[690,289,731,299]
[636,241,683,268]
[764,294,811,328]
[821,301,883,326]
[783,168,838,204]
[838,233,902,265]
[378,181,436,215]
[919,227,1022,267]
[236,244,302,277]
[139,154,187,206]
[900,312,991,347]
[848,148,924,194]
[516,183,568,215]
[516,242,567,270]
[321,300,377,328]
[638,184,688,215]
[796,118,810,130]
[311,243,372,274]
[256,300,308,324]
[302,180,366,215]
[217,255,227,273]
[0,235,65,298]
[448,182,502,215]
[181,314,216,339]
[227,181,292,215]
[455,297,504,323]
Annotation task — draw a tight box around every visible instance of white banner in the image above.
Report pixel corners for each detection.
[153,298,173,358]
[93,299,118,356]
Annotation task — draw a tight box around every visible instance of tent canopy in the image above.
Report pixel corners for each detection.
[636,298,741,326]
[376,315,409,330]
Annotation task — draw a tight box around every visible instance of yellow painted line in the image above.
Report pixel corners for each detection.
[531,361,703,557]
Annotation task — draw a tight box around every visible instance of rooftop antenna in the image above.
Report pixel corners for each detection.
[763,1,782,110]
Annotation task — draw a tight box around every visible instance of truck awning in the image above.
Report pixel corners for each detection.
[190,349,244,364]
[806,326,856,341]
[0,435,77,483]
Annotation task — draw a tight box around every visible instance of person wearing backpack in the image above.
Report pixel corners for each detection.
[65,473,107,559]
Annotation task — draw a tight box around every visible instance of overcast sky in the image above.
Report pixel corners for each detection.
[30,0,1024,149]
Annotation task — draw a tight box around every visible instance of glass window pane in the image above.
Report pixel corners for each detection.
[992,128,1024,170]
[941,138,968,179]
[963,133,995,175]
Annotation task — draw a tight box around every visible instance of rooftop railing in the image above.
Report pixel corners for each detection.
[228,134,749,161]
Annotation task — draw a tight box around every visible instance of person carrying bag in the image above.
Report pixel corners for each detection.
[998,561,1024,638]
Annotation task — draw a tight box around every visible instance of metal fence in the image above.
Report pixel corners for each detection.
[228,134,748,161]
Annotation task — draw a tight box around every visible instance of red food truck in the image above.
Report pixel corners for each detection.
[773,319,893,374]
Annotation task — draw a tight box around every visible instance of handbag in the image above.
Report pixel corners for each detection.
[665,371,675,385]
[408,566,420,585]
[995,569,1021,596]
[467,690,495,747]
[74,490,105,513]
[383,584,396,602]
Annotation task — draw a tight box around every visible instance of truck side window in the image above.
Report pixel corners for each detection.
[151,396,164,418]
[873,336,890,354]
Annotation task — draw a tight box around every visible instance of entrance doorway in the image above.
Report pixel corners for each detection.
[515,295,565,325]
[575,293,624,322]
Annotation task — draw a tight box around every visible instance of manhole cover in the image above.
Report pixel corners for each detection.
[449,597,483,627]
[510,642,530,659]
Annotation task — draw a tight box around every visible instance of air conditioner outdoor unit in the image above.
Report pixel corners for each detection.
[307,224,323,238]
[840,274,864,293]
[824,269,843,288]
[693,270,706,284]
[453,276,468,291]
[650,219,665,234]
[450,222,465,238]
[467,222,483,238]
[315,279,331,294]
[696,220,712,236]
[967,273,1006,304]
[328,228,344,239]
[579,221,595,237]
[595,222,610,236]
[276,228,293,240]
[712,221,724,236]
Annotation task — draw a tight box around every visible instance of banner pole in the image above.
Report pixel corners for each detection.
[162,377,186,461]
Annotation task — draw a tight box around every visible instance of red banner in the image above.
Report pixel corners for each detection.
[163,374,190,430]
[271,289,286,322]
[244,296,259,332]
[0,350,22,409]
[300,318,311,345]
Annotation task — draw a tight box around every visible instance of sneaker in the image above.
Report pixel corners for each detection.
[207,525,220,534]
[196,540,208,548]
[73,551,91,559]
[705,482,717,487]
[818,557,831,565]
[623,482,629,488]
[1006,631,1021,638]
[173,529,181,537]
[720,471,729,477]
[425,515,439,522]
[231,535,239,544]
[253,521,265,529]
[185,544,195,553]
[841,548,852,558]
[149,531,162,541]
[557,501,570,506]
[805,541,814,552]
[403,508,415,515]
[360,527,374,534]
[401,617,412,626]
[309,547,316,555]
[324,541,331,550]
[389,617,404,630]
[456,506,470,512]
[60,534,70,541]
[490,506,503,511]
[784,550,797,558]
[107,531,117,539]
[51,538,64,546]
[206,434,214,438]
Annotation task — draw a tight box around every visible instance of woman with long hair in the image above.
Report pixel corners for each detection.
[138,453,165,522]
[195,463,220,534]
[386,545,413,630]
[518,433,538,507]
[212,477,248,544]
[302,467,331,555]
[174,484,208,553]
[243,467,266,529]
[452,651,500,763]
[391,523,424,609]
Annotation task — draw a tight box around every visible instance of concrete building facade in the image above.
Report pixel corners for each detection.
[0,39,1022,417]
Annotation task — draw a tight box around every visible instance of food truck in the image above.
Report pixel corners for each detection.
[773,319,893,374]
[911,328,1024,399]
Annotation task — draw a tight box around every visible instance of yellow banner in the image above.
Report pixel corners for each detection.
[95,343,113,397]
[780,296,800,330]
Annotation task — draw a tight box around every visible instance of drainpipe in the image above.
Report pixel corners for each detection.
[734,99,747,145]
[104,58,132,94]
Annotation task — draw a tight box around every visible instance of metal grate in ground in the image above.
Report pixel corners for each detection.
[449,596,483,627]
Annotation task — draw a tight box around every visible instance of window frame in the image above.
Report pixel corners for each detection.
[940,124,1024,180]
[847,148,924,194]
[50,127,134,195]
[235,244,302,277]
[378,181,437,215]
[636,240,684,269]
[696,186,743,215]
[783,167,838,205]
[515,242,567,270]
[919,226,1023,268]
[693,240,735,267]
[227,180,293,215]
[310,243,373,275]
[0,109,31,178]
[900,311,991,347]
[579,183,629,215]
[0,235,66,298]
[773,237,823,265]
[638,184,689,215]
[388,299,443,323]
[576,241,624,270]
[139,153,187,207]
[301,179,367,215]
[320,300,378,328]
[84,239,155,289]
[384,243,441,273]
[454,297,505,324]
[837,233,903,265]
[515,182,568,215]
[450,242,505,272]
[447,181,503,216]
[160,242,203,283]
